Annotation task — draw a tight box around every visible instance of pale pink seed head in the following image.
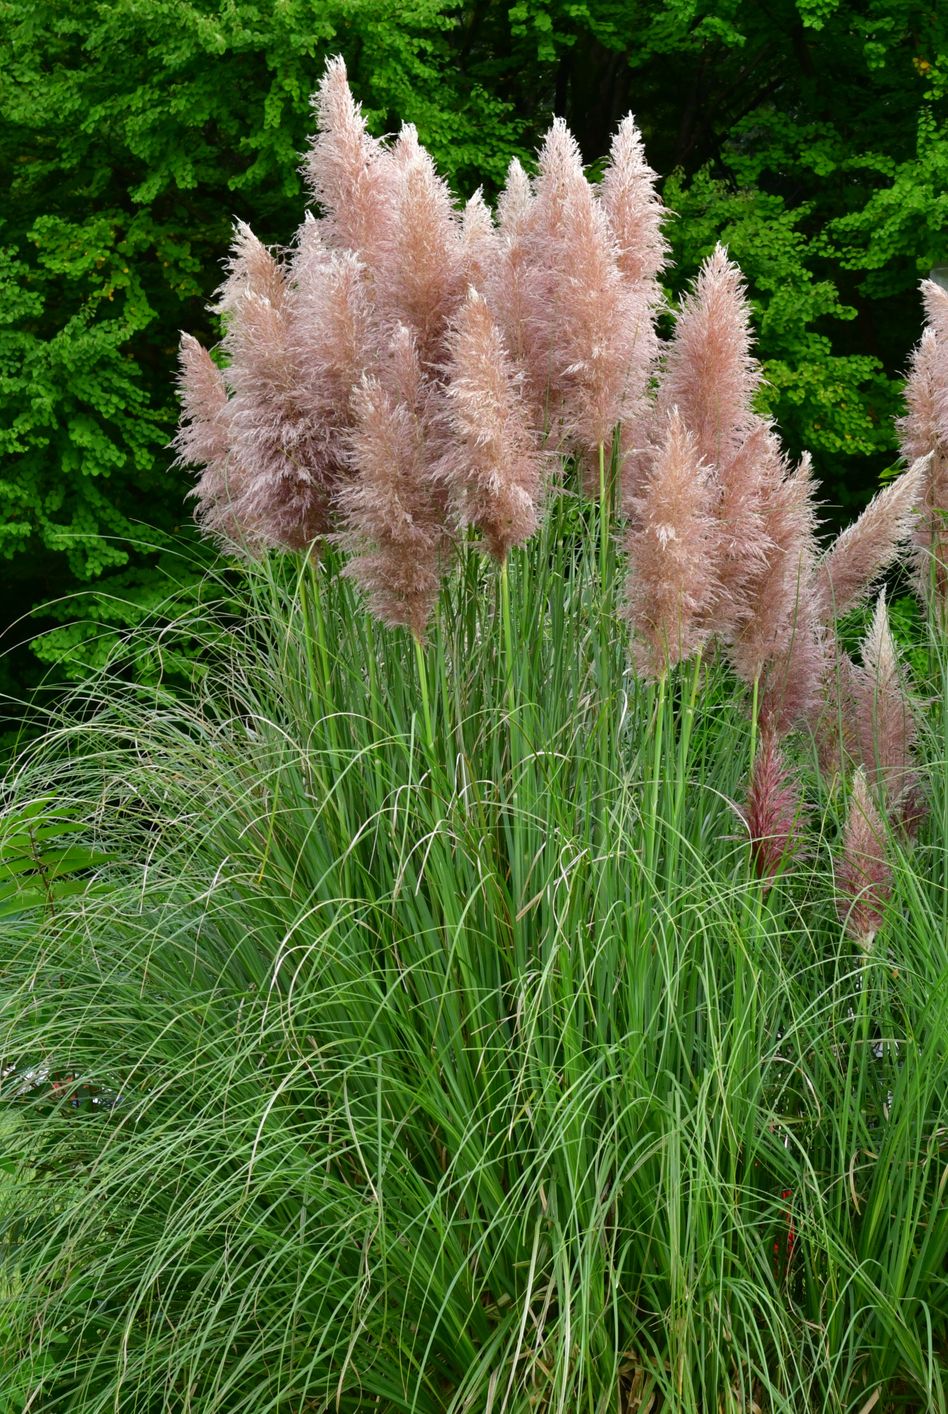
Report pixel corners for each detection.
[852,591,917,809]
[837,767,892,949]
[435,287,545,561]
[655,245,760,471]
[623,407,720,678]
[304,55,396,264]
[816,458,926,618]
[598,113,669,286]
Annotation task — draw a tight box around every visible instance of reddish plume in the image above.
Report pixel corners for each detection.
[743,728,805,890]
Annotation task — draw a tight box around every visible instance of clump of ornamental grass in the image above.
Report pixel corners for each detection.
[3,531,948,1414]
[4,53,948,1414]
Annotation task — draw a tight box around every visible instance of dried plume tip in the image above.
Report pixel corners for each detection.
[436,287,545,562]
[622,408,719,678]
[836,767,893,950]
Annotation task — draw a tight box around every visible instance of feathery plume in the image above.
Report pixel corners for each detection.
[652,246,776,627]
[598,114,668,287]
[175,334,228,472]
[339,325,450,639]
[376,124,463,364]
[836,767,892,949]
[525,119,657,481]
[655,246,759,470]
[742,728,805,890]
[305,55,395,266]
[287,215,374,440]
[215,221,288,315]
[814,634,860,781]
[729,452,821,702]
[174,335,245,544]
[851,591,917,808]
[458,189,498,293]
[759,562,829,736]
[622,408,719,677]
[898,280,948,612]
[815,458,926,618]
[435,288,545,562]
[485,158,538,390]
[206,223,336,552]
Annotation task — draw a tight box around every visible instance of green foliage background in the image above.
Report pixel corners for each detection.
[1,0,946,696]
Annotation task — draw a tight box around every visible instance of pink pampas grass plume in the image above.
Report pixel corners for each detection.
[525,119,658,482]
[851,591,917,809]
[729,452,821,704]
[485,159,538,396]
[459,189,498,293]
[377,123,464,364]
[175,333,228,473]
[655,246,760,470]
[304,55,395,267]
[742,728,806,890]
[215,221,288,315]
[815,458,926,618]
[339,325,450,639]
[653,246,775,627]
[898,280,948,613]
[174,334,245,544]
[197,222,338,552]
[622,408,719,678]
[435,287,545,562]
[286,214,373,450]
[598,113,668,287]
[836,767,892,949]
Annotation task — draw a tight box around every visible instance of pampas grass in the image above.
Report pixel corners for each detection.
[4,54,948,1414]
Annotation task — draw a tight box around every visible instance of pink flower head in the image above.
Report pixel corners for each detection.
[623,408,719,678]
[851,591,917,809]
[743,728,806,890]
[339,325,451,639]
[898,281,948,615]
[304,55,396,267]
[435,288,545,562]
[598,114,668,287]
[376,124,464,365]
[836,768,892,950]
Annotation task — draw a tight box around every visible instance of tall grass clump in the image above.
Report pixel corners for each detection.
[2,57,948,1413]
